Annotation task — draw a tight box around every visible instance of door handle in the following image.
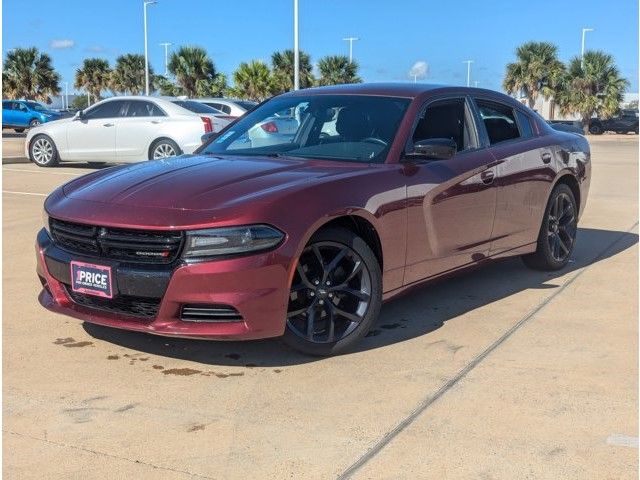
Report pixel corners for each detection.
[103,123,114,127]
[151,120,161,124]
[541,152,552,164]
[480,170,495,184]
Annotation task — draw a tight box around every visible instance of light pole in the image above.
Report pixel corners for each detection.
[144,0,157,96]
[463,60,474,87]
[342,37,359,63]
[159,42,172,76]
[293,0,299,90]
[581,28,594,69]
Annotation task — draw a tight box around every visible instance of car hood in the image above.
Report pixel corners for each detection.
[61,154,367,212]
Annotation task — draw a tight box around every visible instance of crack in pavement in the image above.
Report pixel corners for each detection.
[337,221,639,480]
[4,430,218,480]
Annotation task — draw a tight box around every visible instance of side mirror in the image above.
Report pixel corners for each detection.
[404,138,457,161]
[73,110,84,120]
[201,131,219,144]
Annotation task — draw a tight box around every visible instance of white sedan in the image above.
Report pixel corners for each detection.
[25,96,215,167]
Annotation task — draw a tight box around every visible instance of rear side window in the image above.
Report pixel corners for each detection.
[515,110,534,138]
[476,100,520,145]
[125,100,165,117]
[84,100,126,119]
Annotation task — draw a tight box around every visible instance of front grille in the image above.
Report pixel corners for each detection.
[50,218,183,264]
[66,287,160,319]
[181,304,243,322]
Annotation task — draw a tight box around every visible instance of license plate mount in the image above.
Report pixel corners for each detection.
[70,261,113,299]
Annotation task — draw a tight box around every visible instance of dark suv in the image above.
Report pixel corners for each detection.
[589,109,639,135]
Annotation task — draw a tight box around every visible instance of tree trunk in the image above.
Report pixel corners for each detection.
[582,115,590,135]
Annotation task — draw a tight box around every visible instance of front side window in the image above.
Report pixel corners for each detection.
[476,100,521,145]
[26,101,47,111]
[411,98,476,153]
[202,94,410,163]
[84,100,126,119]
[125,100,165,117]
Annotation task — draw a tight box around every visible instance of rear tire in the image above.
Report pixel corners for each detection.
[149,138,181,160]
[29,134,59,167]
[589,124,603,135]
[282,227,382,356]
[522,184,577,271]
[14,128,24,133]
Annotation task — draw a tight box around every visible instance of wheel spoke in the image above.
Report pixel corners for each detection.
[556,234,569,255]
[311,245,325,275]
[324,248,347,281]
[287,306,308,318]
[338,287,370,301]
[325,304,336,342]
[295,263,315,289]
[332,305,362,323]
[306,307,316,340]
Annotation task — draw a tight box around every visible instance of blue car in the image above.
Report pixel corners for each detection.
[2,100,61,132]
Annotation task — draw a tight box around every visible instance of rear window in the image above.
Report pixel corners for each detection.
[236,101,258,111]
[172,100,222,114]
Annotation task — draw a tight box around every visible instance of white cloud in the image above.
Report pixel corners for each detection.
[85,45,106,53]
[50,39,75,49]
[409,61,428,80]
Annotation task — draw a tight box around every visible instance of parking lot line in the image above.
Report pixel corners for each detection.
[2,168,83,176]
[338,220,639,480]
[2,190,47,197]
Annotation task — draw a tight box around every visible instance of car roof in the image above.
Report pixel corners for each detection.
[94,95,199,116]
[283,82,512,100]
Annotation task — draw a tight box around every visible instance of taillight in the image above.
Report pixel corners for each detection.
[260,121,278,133]
[201,116,213,133]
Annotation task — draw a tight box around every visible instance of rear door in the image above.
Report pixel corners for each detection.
[116,100,167,161]
[473,98,554,256]
[14,102,31,126]
[65,100,124,161]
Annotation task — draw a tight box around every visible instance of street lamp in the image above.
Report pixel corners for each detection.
[581,28,594,69]
[293,0,299,90]
[159,42,172,76]
[143,0,157,96]
[342,37,359,63]
[463,60,474,87]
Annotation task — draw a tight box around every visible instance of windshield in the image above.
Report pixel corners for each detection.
[172,100,224,115]
[26,101,47,111]
[202,95,410,163]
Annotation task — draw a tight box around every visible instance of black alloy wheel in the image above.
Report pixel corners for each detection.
[283,227,381,356]
[522,184,578,271]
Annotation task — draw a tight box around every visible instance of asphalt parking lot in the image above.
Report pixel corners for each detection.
[3,135,638,479]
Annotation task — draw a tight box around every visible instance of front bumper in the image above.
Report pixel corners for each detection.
[36,229,292,340]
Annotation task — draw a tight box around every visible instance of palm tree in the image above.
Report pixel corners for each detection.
[555,51,629,133]
[74,58,111,104]
[168,46,218,97]
[231,61,273,101]
[110,54,149,95]
[317,55,361,86]
[2,47,60,102]
[503,41,565,110]
[154,74,182,96]
[271,49,314,93]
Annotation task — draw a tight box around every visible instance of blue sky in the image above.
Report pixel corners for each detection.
[3,0,638,94]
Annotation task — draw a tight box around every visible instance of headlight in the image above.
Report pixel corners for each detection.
[42,209,51,235]
[182,225,284,259]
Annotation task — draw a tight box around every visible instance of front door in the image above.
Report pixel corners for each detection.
[403,97,498,285]
[66,100,125,161]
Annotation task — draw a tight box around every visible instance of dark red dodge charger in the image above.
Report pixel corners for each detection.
[36,84,590,355]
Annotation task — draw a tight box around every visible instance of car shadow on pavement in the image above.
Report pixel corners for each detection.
[83,227,637,367]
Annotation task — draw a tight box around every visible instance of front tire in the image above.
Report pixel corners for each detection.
[522,184,577,271]
[283,227,382,356]
[149,138,181,160]
[29,118,41,128]
[29,134,59,167]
